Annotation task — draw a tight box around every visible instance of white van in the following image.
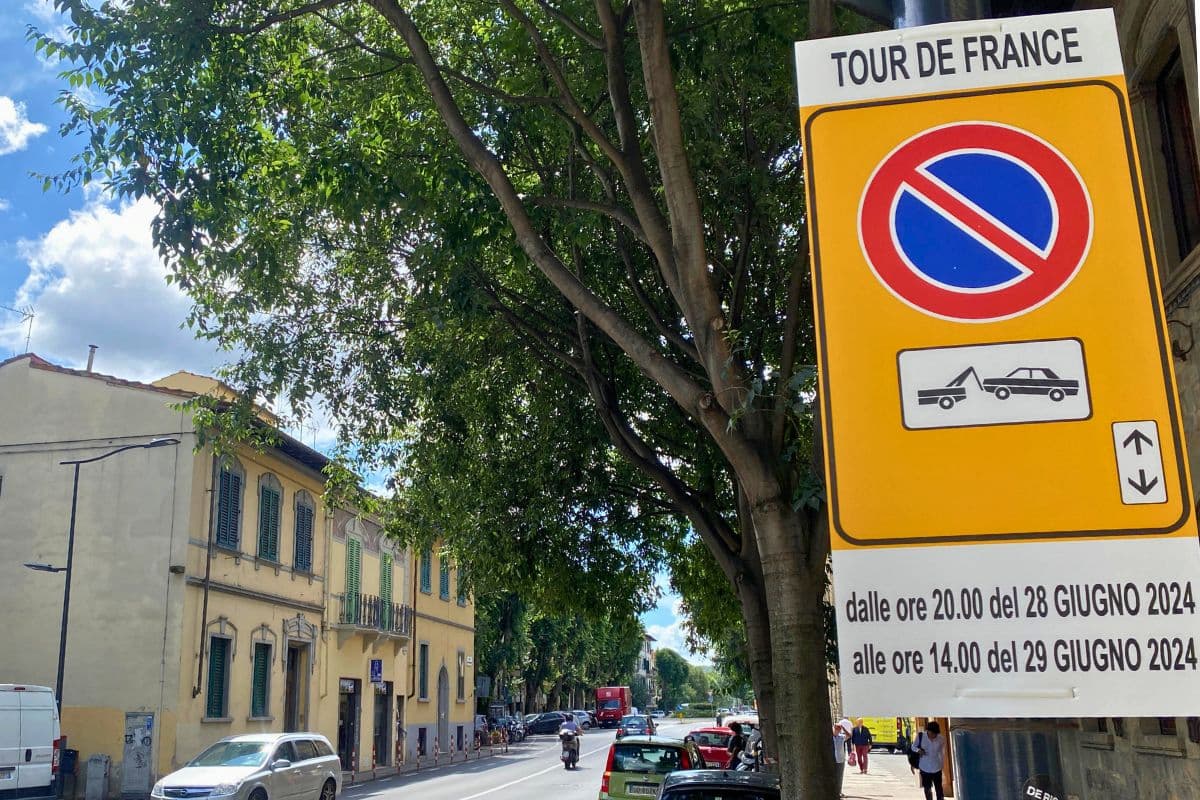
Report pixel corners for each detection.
[0,685,62,800]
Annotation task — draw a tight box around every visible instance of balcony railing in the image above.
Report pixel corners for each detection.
[337,593,412,637]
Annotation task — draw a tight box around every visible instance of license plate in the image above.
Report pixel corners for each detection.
[627,783,658,797]
[562,749,571,758]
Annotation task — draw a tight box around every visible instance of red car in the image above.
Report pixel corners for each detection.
[686,726,734,769]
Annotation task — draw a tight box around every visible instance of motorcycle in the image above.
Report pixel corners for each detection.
[559,729,580,770]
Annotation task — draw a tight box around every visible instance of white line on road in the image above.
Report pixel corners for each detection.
[455,741,613,800]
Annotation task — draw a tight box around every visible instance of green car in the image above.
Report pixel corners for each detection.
[598,735,707,799]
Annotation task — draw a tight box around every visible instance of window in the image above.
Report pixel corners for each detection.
[1140,717,1178,736]
[206,635,232,718]
[456,568,467,606]
[313,739,334,757]
[1158,717,1178,736]
[417,728,427,756]
[294,493,315,573]
[271,742,296,763]
[213,458,244,550]
[345,538,362,621]
[257,475,282,562]
[439,557,450,600]
[456,651,465,702]
[418,643,429,700]
[420,547,432,594]
[250,642,271,718]
[293,740,318,761]
[1156,50,1200,259]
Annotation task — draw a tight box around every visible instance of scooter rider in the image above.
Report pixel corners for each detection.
[559,715,582,766]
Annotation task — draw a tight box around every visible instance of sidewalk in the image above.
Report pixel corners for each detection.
[842,753,919,800]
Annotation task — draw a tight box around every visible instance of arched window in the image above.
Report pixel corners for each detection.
[212,457,245,550]
[257,474,283,562]
[294,491,316,573]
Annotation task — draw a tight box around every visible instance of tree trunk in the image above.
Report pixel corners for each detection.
[754,504,836,797]
[738,577,778,756]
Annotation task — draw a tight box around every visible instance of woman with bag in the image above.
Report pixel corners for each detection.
[911,721,946,800]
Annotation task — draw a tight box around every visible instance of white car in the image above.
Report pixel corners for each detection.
[569,711,591,730]
[152,734,341,800]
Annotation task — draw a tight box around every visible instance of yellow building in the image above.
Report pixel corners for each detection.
[402,544,476,759]
[0,355,474,796]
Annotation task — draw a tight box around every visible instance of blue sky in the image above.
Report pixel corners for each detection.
[0,1,706,665]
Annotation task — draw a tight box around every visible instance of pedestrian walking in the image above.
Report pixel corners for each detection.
[850,718,873,774]
[912,721,946,800]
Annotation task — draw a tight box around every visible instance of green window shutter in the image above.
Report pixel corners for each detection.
[346,538,361,621]
[294,504,313,573]
[420,548,431,594]
[251,643,270,717]
[216,469,240,549]
[206,637,228,718]
[380,553,393,605]
[439,559,450,599]
[419,644,428,699]
[258,485,280,561]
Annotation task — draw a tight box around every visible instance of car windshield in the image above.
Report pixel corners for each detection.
[612,744,684,774]
[694,732,732,748]
[187,741,270,768]
[621,716,647,726]
[600,699,621,709]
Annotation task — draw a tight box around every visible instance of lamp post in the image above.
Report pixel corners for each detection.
[25,437,180,711]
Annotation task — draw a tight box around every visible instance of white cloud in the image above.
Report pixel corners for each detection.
[0,96,47,155]
[646,591,712,667]
[5,197,224,382]
[0,198,10,212]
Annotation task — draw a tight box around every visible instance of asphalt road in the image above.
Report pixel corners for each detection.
[343,718,701,800]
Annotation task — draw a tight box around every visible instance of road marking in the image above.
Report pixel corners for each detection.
[455,741,613,800]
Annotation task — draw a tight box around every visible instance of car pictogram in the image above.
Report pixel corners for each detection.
[982,367,1080,402]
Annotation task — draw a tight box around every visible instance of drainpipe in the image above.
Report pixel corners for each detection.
[192,455,218,697]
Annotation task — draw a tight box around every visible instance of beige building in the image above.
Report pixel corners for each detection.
[0,354,474,796]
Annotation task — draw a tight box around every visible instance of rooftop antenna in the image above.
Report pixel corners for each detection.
[0,303,34,354]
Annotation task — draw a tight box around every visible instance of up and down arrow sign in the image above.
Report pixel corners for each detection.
[1112,421,1167,504]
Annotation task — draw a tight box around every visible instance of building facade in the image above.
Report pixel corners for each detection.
[0,355,474,796]
[401,544,475,760]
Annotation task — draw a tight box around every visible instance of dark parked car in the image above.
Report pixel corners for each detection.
[616,714,656,739]
[655,769,781,800]
[526,712,571,735]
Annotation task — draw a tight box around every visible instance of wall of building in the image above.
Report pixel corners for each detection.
[0,361,195,787]
[174,442,328,767]
[322,511,409,771]
[404,546,475,761]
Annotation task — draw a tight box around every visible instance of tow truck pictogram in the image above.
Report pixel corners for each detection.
[916,367,984,410]
[918,366,1081,410]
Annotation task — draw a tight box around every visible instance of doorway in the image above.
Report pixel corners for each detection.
[284,644,308,732]
[436,667,450,752]
[372,682,392,767]
[337,679,360,770]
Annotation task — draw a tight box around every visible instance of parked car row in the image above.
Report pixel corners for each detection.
[599,732,781,800]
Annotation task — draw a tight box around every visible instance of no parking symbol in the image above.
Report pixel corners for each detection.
[859,122,1092,322]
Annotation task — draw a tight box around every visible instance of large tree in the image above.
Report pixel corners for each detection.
[43,0,846,792]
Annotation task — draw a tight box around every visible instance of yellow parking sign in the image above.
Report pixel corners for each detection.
[797,10,1200,717]
[799,15,1193,546]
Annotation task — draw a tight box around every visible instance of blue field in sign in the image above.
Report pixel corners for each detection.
[894,152,1054,291]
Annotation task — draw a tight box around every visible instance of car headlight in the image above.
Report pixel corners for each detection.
[210,784,242,797]
[151,783,165,798]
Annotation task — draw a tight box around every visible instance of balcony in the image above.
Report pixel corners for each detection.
[333,593,412,649]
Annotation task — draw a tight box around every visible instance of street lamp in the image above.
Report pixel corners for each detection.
[27,437,181,711]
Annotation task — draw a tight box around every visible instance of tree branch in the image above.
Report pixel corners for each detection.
[531,196,648,245]
[535,0,604,48]
[772,240,809,455]
[210,0,348,35]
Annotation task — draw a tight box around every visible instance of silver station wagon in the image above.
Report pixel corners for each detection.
[152,734,341,800]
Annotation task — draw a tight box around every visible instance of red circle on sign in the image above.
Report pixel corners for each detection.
[858,122,1092,322]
